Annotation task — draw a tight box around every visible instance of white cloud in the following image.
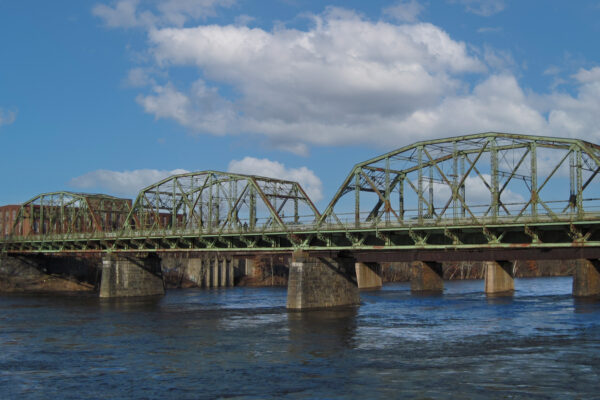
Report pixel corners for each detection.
[96,5,600,155]
[136,80,236,135]
[69,168,189,197]
[93,0,235,29]
[450,0,506,16]
[384,1,424,23]
[0,108,16,128]
[136,9,484,152]
[227,157,323,202]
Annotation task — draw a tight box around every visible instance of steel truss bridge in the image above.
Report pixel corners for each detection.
[3,132,600,262]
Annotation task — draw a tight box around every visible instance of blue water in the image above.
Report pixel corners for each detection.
[1,277,599,399]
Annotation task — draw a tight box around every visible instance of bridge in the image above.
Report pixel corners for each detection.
[2,132,600,308]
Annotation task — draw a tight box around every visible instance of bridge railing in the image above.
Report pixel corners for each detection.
[4,199,600,246]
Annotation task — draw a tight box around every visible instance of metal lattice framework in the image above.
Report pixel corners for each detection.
[123,170,320,234]
[320,132,600,229]
[3,133,600,258]
[10,192,132,237]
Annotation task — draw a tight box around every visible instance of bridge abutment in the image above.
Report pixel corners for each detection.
[99,254,164,298]
[484,261,514,295]
[573,259,600,297]
[411,261,443,292]
[287,251,360,310]
[355,262,382,290]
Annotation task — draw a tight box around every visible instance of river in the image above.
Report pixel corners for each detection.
[1,277,599,399]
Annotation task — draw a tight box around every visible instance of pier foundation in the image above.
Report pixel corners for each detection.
[287,251,359,310]
[411,261,443,292]
[99,254,164,298]
[484,261,514,295]
[355,262,382,290]
[573,259,600,297]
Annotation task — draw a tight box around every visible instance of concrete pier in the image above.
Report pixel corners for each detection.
[203,258,211,288]
[212,258,219,288]
[484,261,514,294]
[411,261,443,292]
[187,258,203,285]
[245,259,256,276]
[355,262,382,290]
[227,258,234,287]
[220,258,227,287]
[573,259,600,297]
[99,254,164,298]
[287,251,360,310]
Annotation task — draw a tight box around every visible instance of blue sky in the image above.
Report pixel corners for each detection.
[1,0,599,208]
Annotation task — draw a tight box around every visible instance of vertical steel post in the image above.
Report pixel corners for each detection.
[453,141,458,222]
[172,178,177,229]
[576,147,583,218]
[399,174,405,221]
[460,154,466,218]
[249,185,256,230]
[208,174,213,232]
[385,157,391,225]
[215,180,220,228]
[418,146,423,223]
[570,150,576,213]
[530,141,538,218]
[355,170,361,228]
[294,186,299,224]
[428,162,434,218]
[491,138,499,221]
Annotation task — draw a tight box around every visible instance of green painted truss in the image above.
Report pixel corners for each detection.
[3,133,600,256]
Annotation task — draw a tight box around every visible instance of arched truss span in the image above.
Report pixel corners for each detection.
[320,132,600,228]
[124,171,320,234]
[11,192,132,237]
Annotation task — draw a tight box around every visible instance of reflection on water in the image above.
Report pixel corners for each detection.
[1,277,599,399]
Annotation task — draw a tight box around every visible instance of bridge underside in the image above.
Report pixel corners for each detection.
[4,133,600,306]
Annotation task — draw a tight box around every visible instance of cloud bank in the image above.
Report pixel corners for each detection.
[94,3,600,155]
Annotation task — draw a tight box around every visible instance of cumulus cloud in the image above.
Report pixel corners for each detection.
[0,108,16,128]
[450,0,506,16]
[93,0,235,28]
[96,4,600,155]
[69,168,189,197]
[135,9,484,152]
[384,1,424,23]
[228,157,323,202]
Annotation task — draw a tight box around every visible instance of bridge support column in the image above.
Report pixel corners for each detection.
[220,258,227,287]
[573,259,600,297]
[484,261,514,295]
[287,251,360,310]
[187,258,204,286]
[245,258,257,277]
[355,262,382,290]
[203,257,211,288]
[411,261,443,292]
[212,257,219,287]
[227,258,234,287]
[99,254,164,298]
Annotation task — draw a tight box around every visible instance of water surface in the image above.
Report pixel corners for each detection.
[1,277,599,399]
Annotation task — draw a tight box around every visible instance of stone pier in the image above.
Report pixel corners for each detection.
[99,254,164,298]
[245,259,256,276]
[220,258,227,287]
[227,259,234,287]
[355,262,382,290]
[411,261,443,292]
[186,258,204,285]
[212,258,219,287]
[203,257,211,287]
[287,251,360,310]
[484,261,514,294]
[573,259,600,297]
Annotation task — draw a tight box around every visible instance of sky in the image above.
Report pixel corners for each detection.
[1,0,599,209]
